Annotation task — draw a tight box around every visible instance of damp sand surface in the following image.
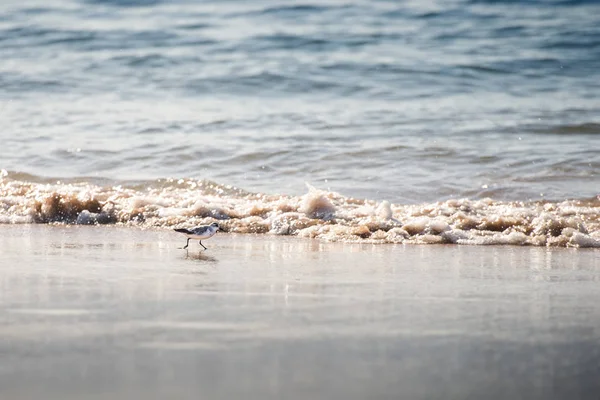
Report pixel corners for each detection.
[1,225,600,400]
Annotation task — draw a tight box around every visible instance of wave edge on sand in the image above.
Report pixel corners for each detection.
[1,173,599,248]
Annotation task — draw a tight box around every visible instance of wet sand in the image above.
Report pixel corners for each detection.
[1,225,599,400]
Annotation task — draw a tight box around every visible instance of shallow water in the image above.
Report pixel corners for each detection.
[1,0,600,205]
[1,225,600,400]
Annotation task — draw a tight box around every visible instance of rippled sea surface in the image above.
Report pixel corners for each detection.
[1,0,599,203]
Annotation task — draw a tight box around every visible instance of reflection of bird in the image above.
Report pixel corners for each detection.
[174,222,219,250]
[185,252,218,263]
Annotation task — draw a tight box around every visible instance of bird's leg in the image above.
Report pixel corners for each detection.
[183,238,190,250]
[199,241,207,250]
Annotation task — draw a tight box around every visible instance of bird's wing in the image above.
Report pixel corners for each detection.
[191,226,210,235]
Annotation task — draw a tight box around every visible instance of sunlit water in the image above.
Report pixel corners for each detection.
[1,0,599,205]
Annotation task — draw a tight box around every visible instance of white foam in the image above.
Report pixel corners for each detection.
[441,229,470,244]
[1,176,599,247]
[0,214,33,224]
[402,217,429,235]
[377,200,393,220]
[569,232,600,248]
[299,184,336,219]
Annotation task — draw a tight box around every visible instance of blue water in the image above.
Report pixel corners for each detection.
[1,0,599,203]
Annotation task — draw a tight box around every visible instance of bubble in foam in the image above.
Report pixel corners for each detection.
[377,200,393,220]
[299,184,336,220]
[569,232,600,248]
[441,229,470,244]
[76,210,114,225]
[270,212,319,235]
[402,217,450,235]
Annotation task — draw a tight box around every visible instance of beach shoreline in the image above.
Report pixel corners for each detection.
[1,224,599,400]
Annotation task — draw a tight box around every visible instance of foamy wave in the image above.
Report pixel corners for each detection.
[1,174,599,248]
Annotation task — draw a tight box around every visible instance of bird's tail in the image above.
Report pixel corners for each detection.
[174,228,192,234]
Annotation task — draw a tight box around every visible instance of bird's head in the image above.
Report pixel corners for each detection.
[210,222,220,230]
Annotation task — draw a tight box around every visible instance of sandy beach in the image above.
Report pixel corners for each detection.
[1,225,599,400]
[2,0,599,398]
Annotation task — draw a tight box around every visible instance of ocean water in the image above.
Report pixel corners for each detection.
[1,0,599,245]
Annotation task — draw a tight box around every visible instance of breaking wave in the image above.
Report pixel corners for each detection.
[1,171,599,248]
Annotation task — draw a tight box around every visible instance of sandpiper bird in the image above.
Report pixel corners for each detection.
[174,222,219,250]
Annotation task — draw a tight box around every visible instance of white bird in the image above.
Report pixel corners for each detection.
[174,222,219,250]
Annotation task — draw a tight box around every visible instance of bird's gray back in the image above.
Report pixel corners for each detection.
[191,226,210,235]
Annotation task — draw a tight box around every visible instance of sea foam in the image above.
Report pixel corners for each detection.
[1,175,599,248]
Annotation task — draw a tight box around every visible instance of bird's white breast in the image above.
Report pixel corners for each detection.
[188,233,213,240]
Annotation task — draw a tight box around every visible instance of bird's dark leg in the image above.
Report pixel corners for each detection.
[199,241,207,250]
[183,238,190,250]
